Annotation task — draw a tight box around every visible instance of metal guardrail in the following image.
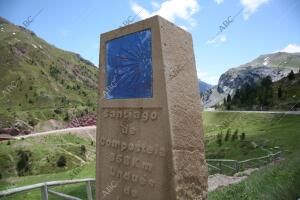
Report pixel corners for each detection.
[0,152,283,199]
[207,151,282,175]
[0,178,95,200]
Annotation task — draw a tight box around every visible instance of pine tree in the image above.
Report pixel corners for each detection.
[57,155,67,167]
[288,70,295,80]
[216,132,223,146]
[225,128,231,141]
[226,94,232,110]
[240,132,246,141]
[278,86,282,99]
[231,129,238,141]
[260,76,273,106]
[227,94,232,103]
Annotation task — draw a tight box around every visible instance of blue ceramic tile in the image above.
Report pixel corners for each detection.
[105,29,152,99]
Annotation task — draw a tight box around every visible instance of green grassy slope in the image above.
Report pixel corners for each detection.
[0,133,96,200]
[203,112,300,160]
[0,161,96,200]
[272,72,300,110]
[209,150,300,200]
[0,17,98,128]
[203,111,300,199]
[0,134,95,180]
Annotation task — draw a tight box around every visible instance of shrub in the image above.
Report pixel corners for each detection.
[64,113,69,121]
[80,145,86,155]
[240,132,246,141]
[28,119,38,127]
[57,155,67,167]
[225,129,231,142]
[54,108,62,114]
[49,66,60,78]
[17,150,32,176]
[232,129,239,141]
[216,132,223,147]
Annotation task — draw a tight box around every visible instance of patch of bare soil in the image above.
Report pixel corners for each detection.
[208,168,258,192]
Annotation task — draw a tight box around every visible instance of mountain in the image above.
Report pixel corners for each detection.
[202,52,300,108]
[198,80,213,95]
[0,17,216,130]
[0,17,98,129]
[220,72,300,110]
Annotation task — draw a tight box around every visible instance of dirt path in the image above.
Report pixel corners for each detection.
[15,126,96,141]
[208,174,247,191]
[205,110,300,115]
[208,168,258,192]
[59,148,86,164]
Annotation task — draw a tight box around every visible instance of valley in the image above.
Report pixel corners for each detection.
[0,111,299,199]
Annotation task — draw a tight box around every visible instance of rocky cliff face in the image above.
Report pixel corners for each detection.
[202,52,300,108]
[199,80,213,95]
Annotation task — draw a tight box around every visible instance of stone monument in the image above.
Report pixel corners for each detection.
[96,15,207,200]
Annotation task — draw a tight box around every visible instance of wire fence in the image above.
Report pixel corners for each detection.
[207,151,282,175]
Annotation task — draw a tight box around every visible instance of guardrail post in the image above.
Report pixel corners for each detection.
[41,184,48,200]
[235,161,240,173]
[86,181,93,200]
[218,161,222,173]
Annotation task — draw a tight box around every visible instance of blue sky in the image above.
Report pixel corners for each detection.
[1,0,300,85]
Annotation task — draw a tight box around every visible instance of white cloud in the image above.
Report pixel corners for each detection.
[207,35,227,44]
[278,44,300,53]
[214,0,224,5]
[151,1,160,9]
[197,70,220,85]
[240,0,269,20]
[131,0,200,28]
[197,71,208,79]
[179,25,188,30]
[131,3,151,19]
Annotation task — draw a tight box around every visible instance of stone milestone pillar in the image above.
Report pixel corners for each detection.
[96,15,207,200]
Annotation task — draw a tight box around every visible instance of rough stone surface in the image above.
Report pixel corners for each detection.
[96,15,207,200]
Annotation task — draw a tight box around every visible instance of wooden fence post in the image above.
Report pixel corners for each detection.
[235,161,240,173]
[41,184,48,200]
[218,161,222,173]
[86,181,93,200]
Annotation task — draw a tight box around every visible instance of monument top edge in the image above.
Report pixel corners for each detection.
[99,15,190,39]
